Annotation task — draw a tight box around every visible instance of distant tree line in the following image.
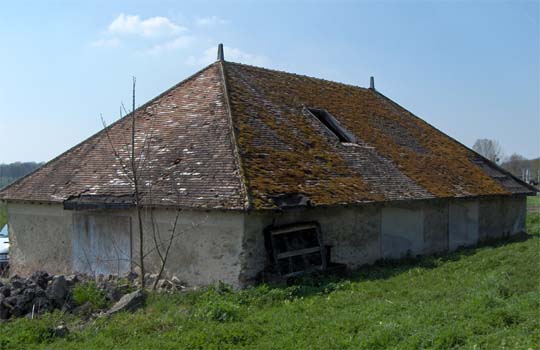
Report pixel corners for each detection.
[473,138,539,185]
[0,162,43,189]
[501,155,539,184]
[472,139,503,163]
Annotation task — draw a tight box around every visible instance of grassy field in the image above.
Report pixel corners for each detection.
[0,215,538,349]
[528,195,540,207]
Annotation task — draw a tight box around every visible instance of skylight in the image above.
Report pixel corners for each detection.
[307,108,356,143]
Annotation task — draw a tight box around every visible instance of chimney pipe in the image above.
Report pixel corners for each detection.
[217,43,224,61]
[369,76,375,90]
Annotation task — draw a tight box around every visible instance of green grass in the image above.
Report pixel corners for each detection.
[528,196,540,207]
[527,213,539,236]
[0,202,6,231]
[72,282,109,312]
[0,215,539,350]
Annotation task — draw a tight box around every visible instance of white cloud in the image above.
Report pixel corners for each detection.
[187,46,268,66]
[195,16,228,27]
[144,35,195,55]
[90,38,121,48]
[108,13,186,38]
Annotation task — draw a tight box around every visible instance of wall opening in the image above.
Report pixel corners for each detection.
[264,222,327,276]
[307,108,357,143]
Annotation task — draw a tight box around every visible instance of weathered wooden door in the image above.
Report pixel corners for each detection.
[73,214,132,275]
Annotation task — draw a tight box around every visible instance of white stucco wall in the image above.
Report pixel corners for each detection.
[4,194,528,287]
[479,195,527,240]
[449,200,479,251]
[423,200,449,255]
[381,207,424,259]
[6,202,74,276]
[5,202,245,287]
[70,208,246,287]
[72,212,132,276]
[503,195,527,235]
[135,208,245,287]
[239,195,528,284]
[241,205,382,283]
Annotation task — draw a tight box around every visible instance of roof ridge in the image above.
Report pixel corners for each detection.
[224,61,371,94]
[0,62,220,200]
[218,61,252,210]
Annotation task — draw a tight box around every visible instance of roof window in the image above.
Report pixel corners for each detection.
[307,108,356,143]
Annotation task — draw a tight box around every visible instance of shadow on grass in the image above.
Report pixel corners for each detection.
[264,232,538,297]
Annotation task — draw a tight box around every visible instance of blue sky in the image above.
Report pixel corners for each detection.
[0,0,538,163]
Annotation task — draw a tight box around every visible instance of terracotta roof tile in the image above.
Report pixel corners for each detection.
[0,63,247,209]
[223,62,533,208]
[0,60,533,210]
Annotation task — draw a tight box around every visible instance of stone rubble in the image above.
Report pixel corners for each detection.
[0,271,187,321]
[106,290,146,316]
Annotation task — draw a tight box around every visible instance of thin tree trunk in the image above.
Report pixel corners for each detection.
[152,209,181,290]
[136,206,145,288]
[130,77,145,288]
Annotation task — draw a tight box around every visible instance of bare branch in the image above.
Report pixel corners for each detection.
[150,208,165,264]
[473,139,504,163]
[100,114,134,184]
[128,76,146,288]
[152,208,182,290]
[136,110,157,176]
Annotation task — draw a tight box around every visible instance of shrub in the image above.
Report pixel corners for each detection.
[191,282,241,322]
[72,282,108,311]
[193,298,240,322]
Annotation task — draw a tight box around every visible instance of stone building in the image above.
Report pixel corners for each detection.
[0,46,535,287]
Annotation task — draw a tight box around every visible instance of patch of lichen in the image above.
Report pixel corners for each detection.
[227,73,379,208]
[224,62,507,209]
[357,93,508,198]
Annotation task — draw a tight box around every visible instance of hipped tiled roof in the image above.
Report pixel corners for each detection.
[0,60,534,210]
[0,63,248,209]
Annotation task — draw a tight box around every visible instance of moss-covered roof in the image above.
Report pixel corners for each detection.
[223,62,533,209]
[0,60,534,210]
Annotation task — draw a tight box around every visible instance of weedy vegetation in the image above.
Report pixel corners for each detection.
[0,211,538,349]
[528,195,540,207]
[72,282,109,312]
[0,202,6,230]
